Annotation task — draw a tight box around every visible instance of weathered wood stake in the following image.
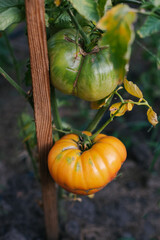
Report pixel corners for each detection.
[25,0,59,239]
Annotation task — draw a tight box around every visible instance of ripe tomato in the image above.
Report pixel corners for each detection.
[48,132,127,195]
[48,29,119,101]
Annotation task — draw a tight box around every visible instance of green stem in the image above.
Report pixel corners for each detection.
[3,31,21,84]
[136,40,160,65]
[51,87,63,138]
[0,66,27,98]
[115,91,125,103]
[90,103,124,140]
[67,9,90,46]
[138,9,160,19]
[128,101,149,106]
[54,127,85,138]
[86,95,113,132]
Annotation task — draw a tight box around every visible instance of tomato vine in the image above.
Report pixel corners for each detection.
[0,0,159,194]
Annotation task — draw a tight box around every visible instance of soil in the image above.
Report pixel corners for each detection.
[0,25,160,240]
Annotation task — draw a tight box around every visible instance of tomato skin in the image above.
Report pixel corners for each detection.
[48,29,119,101]
[48,132,127,195]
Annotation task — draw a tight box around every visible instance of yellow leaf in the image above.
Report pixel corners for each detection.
[110,102,128,116]
[147,108,158,127]
[54,0,61,6]
[127,102,134,111]
[97,4,136,82]
[124,79,143,99]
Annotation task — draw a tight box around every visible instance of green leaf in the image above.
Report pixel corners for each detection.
[69,0,100,23]
[0,0,24,13]
[18,113,36,148]
[0,7,23,31]
[45,13,49,27]
[137,16,160,38]
[98,0,108,17]
[97,4,136,82]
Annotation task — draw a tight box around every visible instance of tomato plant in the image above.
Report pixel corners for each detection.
[0,0,159,193]
[0,0,160,238]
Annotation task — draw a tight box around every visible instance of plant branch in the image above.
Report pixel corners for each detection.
[67,8,90,46]
[86,95,113,132]
[0,66,28,98]
[138,9,160,19]
[51,87,63,139]
[136,40,160,65]
[53,127,84,137]
[90,103,124,140]
[115,91,125,103]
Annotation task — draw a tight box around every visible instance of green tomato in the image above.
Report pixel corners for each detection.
[48,29,119,101]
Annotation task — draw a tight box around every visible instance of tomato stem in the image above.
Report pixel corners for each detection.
[67,9,91,48]
[53,126,85,138]
[90,103,125,140]
[0,66,29,99]
[86,95,113,132]
[51,87,63,139]
[115,91,125,103]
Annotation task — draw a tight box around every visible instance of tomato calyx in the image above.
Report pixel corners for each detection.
[64,35,101,55]
[77,135,93,152]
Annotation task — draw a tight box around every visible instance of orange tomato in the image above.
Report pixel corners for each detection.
[48,132,127,195]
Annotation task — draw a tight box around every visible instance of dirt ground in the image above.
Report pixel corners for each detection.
[0,26,160,240]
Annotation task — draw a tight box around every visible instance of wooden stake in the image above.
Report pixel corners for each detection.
[25,0,59,239]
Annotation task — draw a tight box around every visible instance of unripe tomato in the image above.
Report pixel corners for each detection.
[48,29,119,101]
[48,132,127,195]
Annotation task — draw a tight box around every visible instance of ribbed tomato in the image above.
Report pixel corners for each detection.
[48,29,119,101]
[48,132,127,195]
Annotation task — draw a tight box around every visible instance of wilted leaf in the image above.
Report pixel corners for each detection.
[0,7,23,31]
[110,102,127,116]
[97,4,136,82]
[127,102,134,111]
[137,16,160,38]
[124,79,143,99]
[69,0,100,23]
[54,0,61,6]
[91,94,112,109]
[147,108,158,127]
